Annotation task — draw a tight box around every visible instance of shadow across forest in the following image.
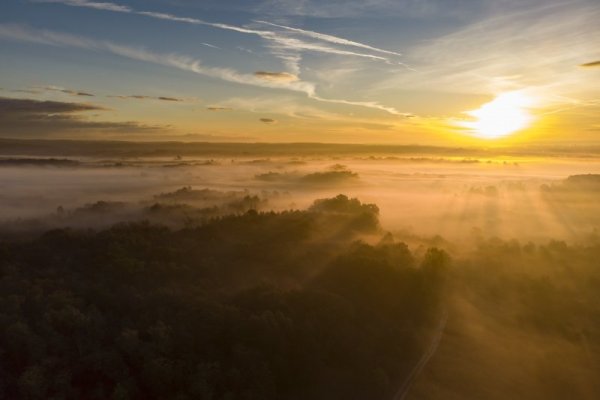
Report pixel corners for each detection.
[1,144,600,399]
[0,194,448,400]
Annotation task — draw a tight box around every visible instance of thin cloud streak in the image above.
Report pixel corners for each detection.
[0,24,404,115]
[0,23,315,94]
[32,0,401,64]
[100,42,318,95]
[33,0,131,12]
[216,95,405,121]
[312,95,408,116]
[540,99,600,116]
[374,1,600,103]
[254,20,402,57]
[131,11,393,63]
[40,85,94,96]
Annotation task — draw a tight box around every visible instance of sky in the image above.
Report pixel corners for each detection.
[0,0,598,144]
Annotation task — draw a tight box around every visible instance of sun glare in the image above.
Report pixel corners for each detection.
[460,91,535,139]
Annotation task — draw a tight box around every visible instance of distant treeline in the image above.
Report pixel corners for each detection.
[0,158,80,167]
[0,195,448,400]
[2,138,598,158]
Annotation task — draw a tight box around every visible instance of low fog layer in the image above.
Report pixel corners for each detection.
[2,147,599,243]
[1,142,599,399]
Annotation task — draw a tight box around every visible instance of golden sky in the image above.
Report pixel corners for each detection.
[0,0,598,144]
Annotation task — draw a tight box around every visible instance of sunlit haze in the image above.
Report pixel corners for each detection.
[1,1,600,400]
[1,0,599,144]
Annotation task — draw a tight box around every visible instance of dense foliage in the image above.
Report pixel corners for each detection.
[0,195,448,400]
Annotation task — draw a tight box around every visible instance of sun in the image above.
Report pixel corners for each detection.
[459,91,535,139]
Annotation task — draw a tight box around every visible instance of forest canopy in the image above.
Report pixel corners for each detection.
[0,195,448,400]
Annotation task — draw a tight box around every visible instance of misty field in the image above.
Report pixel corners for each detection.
[2,0,599,397]
[0,141,599,399]
[2,140,599,242]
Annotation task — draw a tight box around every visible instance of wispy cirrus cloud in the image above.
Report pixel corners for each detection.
[33,0,131,12]
[108,45,317,95]
[40,85,94,96]
[0,24,405,115]
[311,95,411,117]
[254,20,402,57]
[254,0,474,19]
[0,24,316,94]
[212,95,407,123]
[108,9,394,63]
[29,0,414,115]
[375,1,600,102]
[31,0,402,64]
[0,22,96,47]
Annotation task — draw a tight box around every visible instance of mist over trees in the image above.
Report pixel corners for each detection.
[0,195,449,400]
[407,237,600,400]
[0,143,599,400]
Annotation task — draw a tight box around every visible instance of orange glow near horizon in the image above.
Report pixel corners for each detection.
[459,91,536,140]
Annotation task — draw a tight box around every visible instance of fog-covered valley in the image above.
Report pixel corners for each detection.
[2,143,599,243]
[1,141,599,399]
